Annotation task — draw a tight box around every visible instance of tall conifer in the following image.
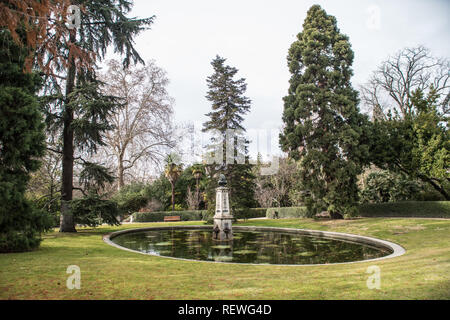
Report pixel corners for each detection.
[40,1,154,232]
[280,5,370,218]
[203,56,256,216]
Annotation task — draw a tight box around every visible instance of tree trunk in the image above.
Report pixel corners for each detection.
[117,159,124,191]
[171,182,175,211]
[195,179,200,210]
[59,30,77,233]
[422,177,450,200]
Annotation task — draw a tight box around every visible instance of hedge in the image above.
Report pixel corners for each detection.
[357,201,450,218]
[132,208,268,222]
[132,210,208,222]
[266,207,308,219]
[234,208,267,220]
[131,202,450,222]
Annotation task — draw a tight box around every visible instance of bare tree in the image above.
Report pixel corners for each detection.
[186,186,200,210]
[28,150,62,201]
[360,46,449,119]
[254,178,277,208]
[254,157,299,208]
[99,59,175,190]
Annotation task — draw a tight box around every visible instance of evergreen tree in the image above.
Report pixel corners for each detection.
[40,1,154,232]
[202,56,256,217]
[280,5,370,219]
[0,30,52,252]
[370,88,449,199]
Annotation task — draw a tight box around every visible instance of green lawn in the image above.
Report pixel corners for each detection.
[0,218,449,300]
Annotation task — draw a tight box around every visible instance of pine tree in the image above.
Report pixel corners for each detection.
[0,30,51,252]
[40,1,154,232]
[280,5,370,218]
[202,56,256,217]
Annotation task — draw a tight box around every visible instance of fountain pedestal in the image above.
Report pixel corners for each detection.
[213,179,233,241]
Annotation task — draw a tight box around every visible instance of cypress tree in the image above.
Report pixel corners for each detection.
[203,56,256,217]
[280,5,370,218]
[0,30,51,252]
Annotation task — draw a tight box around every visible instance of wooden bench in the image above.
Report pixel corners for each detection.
[164,216,181,222]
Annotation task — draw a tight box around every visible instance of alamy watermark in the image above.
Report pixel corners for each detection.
[188,128,281,176]
[66,5,81,30]
[66,265,81,290]
[366,5,381,31]
[366,265,381,290]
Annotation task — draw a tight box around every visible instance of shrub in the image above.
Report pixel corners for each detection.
[113,183,149,215]
[266,207,308,219]
[71,195,120,227]
[360,171,421,203]
[173,204,184,211]
[234,208,267,220]
[0,201,53,253]
[132,210,207,222]
[415,187,446,201]
[357,201,450,218]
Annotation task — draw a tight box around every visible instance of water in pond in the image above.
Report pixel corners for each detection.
[111,229,392,265]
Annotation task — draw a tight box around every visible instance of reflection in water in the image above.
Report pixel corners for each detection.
[112,229,392,265]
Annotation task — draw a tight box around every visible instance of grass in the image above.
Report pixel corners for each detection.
[0,218,449,300]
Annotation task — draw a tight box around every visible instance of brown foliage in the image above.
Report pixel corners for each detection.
[0,0,94,74]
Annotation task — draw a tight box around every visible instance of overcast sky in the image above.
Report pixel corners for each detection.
[115,0,449,160]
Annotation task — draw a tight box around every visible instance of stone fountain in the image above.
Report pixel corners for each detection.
[213,174,233,241]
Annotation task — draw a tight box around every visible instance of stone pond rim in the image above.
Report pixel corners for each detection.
[103,226,406,266]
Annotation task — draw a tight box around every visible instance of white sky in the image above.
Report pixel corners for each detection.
[115,0,449,160]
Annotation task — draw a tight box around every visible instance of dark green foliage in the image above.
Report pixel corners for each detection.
[266,207,308,219]
[357,201,450,218]
[76,0,155,68]
[0,30,52,252]
[145,175,172,210]
[203,56,251,132]
[0,204,53,253]
[234,208,267,220]
[280,5,370,218]
[132,210,207,222]
[113,183,148,215]
[70,194,120,227]
[360,171,422,203]
[262,202,450,219]
[78,161,115,194]
[202,55,256,217]
[415,188,446,201]
[69,74,122,153]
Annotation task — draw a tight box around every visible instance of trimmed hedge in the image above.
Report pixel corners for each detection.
[132,210,208,222]
[357,201,450,218]
[235,208,267,220]
[266,207,308,219]
[131,202,450,222]
[263,202,450,219]
[133,208,268,222]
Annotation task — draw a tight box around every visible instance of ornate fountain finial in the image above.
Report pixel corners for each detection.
[218,173,227,186]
